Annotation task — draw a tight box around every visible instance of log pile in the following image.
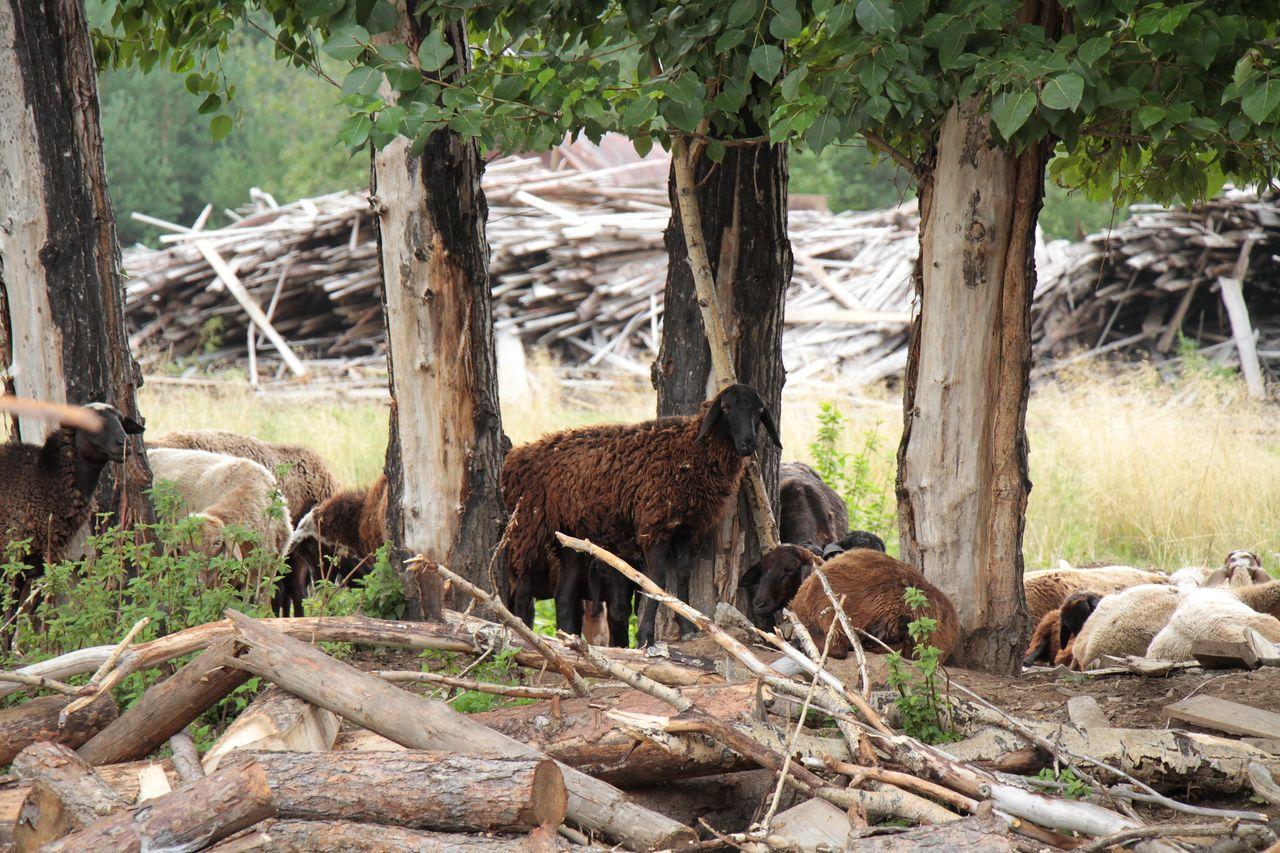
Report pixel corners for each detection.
[122,154,918,385]
[1032,189,1280,391]
[0,550,1276,852]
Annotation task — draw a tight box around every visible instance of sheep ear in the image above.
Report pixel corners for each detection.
[696,401,723,443]
[121,415,144,435]
[1204,567,1229,587]
[760,407,782,449]
[739,562,762,588]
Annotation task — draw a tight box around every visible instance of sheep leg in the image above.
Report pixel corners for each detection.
[671,564,697,641]
[604,578,635,648]
[508,573,536,629]
[554,551,587,636]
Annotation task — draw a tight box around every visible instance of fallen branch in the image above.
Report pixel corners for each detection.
[1074,821,1266,853]
[0,692,116,765]
[370,670,577,700]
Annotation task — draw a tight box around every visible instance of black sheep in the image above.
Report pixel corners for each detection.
[778,462,848,548]
[501,384,780,647]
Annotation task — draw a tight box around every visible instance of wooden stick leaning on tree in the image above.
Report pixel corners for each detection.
[408,556,591,698]
[218,609,696,851]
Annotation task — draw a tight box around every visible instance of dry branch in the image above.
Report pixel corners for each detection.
[0,693,116,765]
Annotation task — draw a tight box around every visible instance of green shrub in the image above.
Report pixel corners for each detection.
[886,587,958,745]
[807,402,895,543]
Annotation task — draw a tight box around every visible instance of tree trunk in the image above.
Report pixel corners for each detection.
[41,763,274,853]
[0,0,151,527]
[895,96,1050,673]
[652,141,791,630]
[0,692,117,765]
[207,820,565,853]
[12,742,127,851]
[226,751,566,832]
[373,7,506,622]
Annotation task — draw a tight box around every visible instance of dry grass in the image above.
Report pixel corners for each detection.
[137,359,1280,574]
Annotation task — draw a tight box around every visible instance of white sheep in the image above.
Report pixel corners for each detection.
[148,448,292,564]
[1146,588,1280,661]
[1069,583,1185,669]
[1168,550,1270,589]
[1024,565,1168,623]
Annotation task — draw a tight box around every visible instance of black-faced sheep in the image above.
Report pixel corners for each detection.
[778,462,847,549]
[1021,591,1100,668]
[0,402,144,568]
[150,430,340,616]
[821,529,888,560]
[289,474,389,570]
[1023,565,1167,624]
[741,534,888,630]
[501,384,780,647]
[786,549,959,661]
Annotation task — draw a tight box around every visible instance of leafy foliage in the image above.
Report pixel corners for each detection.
[1034,765,1092,799]
[885,586,958,744]
[808,402,896,543]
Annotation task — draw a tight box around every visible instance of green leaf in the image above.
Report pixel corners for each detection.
[622,95,658,128]
[1098,85,1139,109]
[417,28,452,73]
[323,25,370,62]
[342,66,383,99]
[1241,77,1280,124]
[749,44,783,82]
[209,114,232,142]
[715,28,747,52]
[727,0,760,28]
[299,0,344,16]
[1135,105,1165,129]
[855,0,894,35]
[1040,72,1083,111]
[338,112,373,149]
[362,0,399,35]
[770,0,803,39]
[1076,36,1109,68]
[196,93,221,115]
[184,73,204,95]
[805,114,839,152]
[825,3,856,36]
[991,90,1035,140]
[706,139,726,163]
[780,68,806,102]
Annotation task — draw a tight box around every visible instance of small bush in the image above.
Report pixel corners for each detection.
[886,587,958,745]
[808,402,896,543]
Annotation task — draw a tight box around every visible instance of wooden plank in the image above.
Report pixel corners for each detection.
[1192,639,1260,670]
[1164,695,1280,739]
[1217,232,1264,399]
[1242,738,1280,755]
[1066,695,1111,730]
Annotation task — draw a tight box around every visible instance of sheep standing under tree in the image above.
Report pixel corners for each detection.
[501,384,781,647]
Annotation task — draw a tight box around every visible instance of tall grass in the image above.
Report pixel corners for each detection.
[139,358,1280,573]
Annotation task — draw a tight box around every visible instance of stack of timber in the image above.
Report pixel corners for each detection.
[1032,189,1280,393]
[122,154,918,385]
[0,545,1277,852]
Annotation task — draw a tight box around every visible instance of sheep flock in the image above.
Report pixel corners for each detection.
[2,394,1278,669]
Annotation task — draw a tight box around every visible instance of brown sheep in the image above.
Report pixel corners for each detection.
[1023,566,1167,623]
[778,462,847,550]
[1021,591,1101,667]
[501,384,780,647]
[289,474,388,581]
[788,549,959,662]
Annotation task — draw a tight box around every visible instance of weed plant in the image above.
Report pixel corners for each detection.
[886,587,958,745]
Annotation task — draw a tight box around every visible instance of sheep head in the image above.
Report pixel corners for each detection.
[822,529,887,559]
[696,384,781,456]
[76,403,144,463]
[1057,590,1101,650]
[746,544,821,626]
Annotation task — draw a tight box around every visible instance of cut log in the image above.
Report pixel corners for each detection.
[1164,696,1280,739]
[1066,696,1111,731]
[77,637,250,766]
[205,820,568,852]
[202,687,338,772]
[226,750,565,832]
[847,811,1017,852]
[767,798,853,852]
[134,763,171,802]
[220,609,696,851]
[471,683,759,785]
[41,762,274,853]
[11,742,126,851]
[0,692,116,764]
[167,731,203,783]
[1243,738,1280,755]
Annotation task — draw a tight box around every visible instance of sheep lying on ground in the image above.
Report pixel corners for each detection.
[1022,591,1100,667]
[0,402,144,568]
[786,549,958,662]
[1069,583,1184,669]
[1169,550,1271,589]
[822,530,887,559]
[778,462,847,551]
[740,543,826,629]
[501,384,780,647]
[149,448,291,594]
[1024,566,1167,623]
[1146,588,1280,661]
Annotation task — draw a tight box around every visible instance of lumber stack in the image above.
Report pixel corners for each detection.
[122,153,918,385]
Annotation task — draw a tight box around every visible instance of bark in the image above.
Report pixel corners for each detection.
[207,820,567,853]
[471,683,759,786]
[12,742,127,851]
[0,612,722,703]
[166,732,203,783]
[374,5,505,621]
[0,0,150,526]
[847,811,1017,852]
[221,609,697,851]
[0,692,117,765]
[202,687,338,773]
[226,750,566,832]
[77,637,250,766]
[41,763,274,853]
[652,139,791,629]
[895,91,1052,672]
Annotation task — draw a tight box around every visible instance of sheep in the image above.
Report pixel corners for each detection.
[1022,591,1100,667]
[149,430,339,616]
[1069,583,1184,669]
[778,462,847,550]
[1023,566,1167,624]
[786,548,959,662]
[739,543,826,629]
[822,529,887,560]
[1169,550,1271,589]
[148,448,292,594]
[1233,579,1280,618]
[1146,588,1280,661]
[0,402,144,569]
[501,383,781,648]
[289,474,388,572]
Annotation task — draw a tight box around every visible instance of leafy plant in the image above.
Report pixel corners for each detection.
[885,587,958,745]
[808,402,895,542]
[304,542,405,620]
[1035,766,1092,800]
[419,647,535,714]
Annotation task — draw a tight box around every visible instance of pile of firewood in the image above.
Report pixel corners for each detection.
[122,155,916,386]
[0,542,1276,852]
